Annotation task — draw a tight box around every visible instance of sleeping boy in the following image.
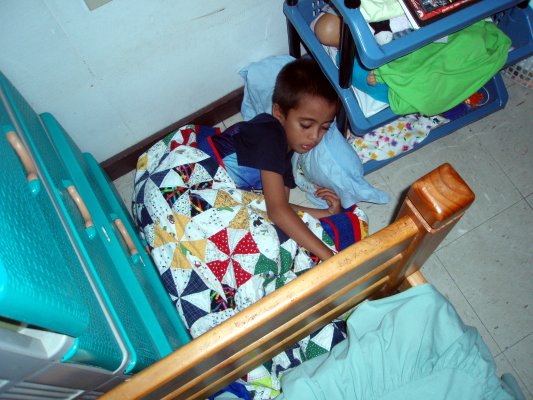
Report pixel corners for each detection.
[202,57,342,261]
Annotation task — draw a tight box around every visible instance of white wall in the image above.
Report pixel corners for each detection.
[0,0,288,162]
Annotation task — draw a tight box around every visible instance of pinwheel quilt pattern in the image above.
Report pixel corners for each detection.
[132,125,368,399]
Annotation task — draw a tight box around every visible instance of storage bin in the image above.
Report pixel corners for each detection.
[0,72,125,374]
[284,0,533,135]
[502,55,533,88]
[40,112,190,374]
[362,73,509,174]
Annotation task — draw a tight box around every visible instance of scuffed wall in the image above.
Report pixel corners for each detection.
[0,0,288,161]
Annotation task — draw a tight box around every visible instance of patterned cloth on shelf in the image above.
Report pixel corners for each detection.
[348,114,449,163]
[133,125,368,399]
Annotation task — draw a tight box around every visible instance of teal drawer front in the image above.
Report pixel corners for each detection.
[0,71,124,373]
[38,195,126,372]
[0,125,88,337]
[0,73,73,198]
[83,152,191,349]
[41,112,179,373]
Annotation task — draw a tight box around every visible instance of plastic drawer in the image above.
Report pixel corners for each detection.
[41,112,189,373]
[0,128,88,338]
[82,151,191,349]
[0,322,128,398]
[362,73,509,174]
[0,72,125,373]
[284,0,396,133]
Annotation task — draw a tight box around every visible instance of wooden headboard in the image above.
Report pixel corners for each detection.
[101,162,475,400]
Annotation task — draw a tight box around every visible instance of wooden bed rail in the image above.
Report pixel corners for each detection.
[101,163,475,400]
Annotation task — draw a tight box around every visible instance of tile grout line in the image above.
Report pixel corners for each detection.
[502,331,533,354]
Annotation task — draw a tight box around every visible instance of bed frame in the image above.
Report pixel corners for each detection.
[101,162,475,400]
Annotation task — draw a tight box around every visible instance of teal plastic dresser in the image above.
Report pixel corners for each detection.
[0,71,190,399]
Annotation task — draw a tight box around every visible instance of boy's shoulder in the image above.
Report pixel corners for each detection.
[222,113,281,138]
[240,113,284,137]
[233,113,287,160]
[248,113,277,122]
[243,113,280,128]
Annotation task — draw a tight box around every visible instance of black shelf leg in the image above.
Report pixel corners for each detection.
[339,20,356,89]
[287,20,301,58]
[285,0,301,58]
[336,102,349,136]
[344,0,361,8]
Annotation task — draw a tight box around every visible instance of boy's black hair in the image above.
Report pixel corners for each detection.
[272,57,338,115]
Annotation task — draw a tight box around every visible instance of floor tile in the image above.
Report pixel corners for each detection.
[358,169,400,234]
[223,112,243,128]
[469,81,533,197]
[377,126,523,245]
[112,169,136,217]
[422,254,501,356]
[437,199,533,350]
[503,333,533,399]
[299,199,318,208]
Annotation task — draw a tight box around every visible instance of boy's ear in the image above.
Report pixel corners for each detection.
[272,103,285,122]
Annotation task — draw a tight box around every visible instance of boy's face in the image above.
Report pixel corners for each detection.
[273,95,337,154]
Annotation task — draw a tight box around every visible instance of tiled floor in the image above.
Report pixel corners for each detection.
[113,74,532,398]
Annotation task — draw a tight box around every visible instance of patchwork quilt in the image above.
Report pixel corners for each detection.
[133,125,368,399]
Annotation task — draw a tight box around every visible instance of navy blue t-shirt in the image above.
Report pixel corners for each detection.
[211,113,296,189]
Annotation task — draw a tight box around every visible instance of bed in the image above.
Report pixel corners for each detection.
[100,160,523,400]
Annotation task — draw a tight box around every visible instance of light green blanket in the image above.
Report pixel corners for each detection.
[376,21,511,116]
[278,284,515,400]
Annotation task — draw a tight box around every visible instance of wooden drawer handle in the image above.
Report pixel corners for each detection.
[66,185,94,230]
[114,218,139,257]
[6,130,40,193]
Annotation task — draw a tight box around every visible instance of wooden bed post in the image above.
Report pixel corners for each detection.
[389,163,475,289]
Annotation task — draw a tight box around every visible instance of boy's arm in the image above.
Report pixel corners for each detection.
[291,204,331,219]
[261,170,335,261]
[291,187,342,219]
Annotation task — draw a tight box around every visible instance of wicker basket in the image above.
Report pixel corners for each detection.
[502,55,533,89]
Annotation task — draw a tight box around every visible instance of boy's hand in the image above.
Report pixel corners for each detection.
[315,187,342,215]
[262,170,335,261]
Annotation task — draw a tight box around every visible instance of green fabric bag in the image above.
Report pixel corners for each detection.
[376,21,511,116]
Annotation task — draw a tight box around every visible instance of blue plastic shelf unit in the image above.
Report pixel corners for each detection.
[284,0,533,136]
